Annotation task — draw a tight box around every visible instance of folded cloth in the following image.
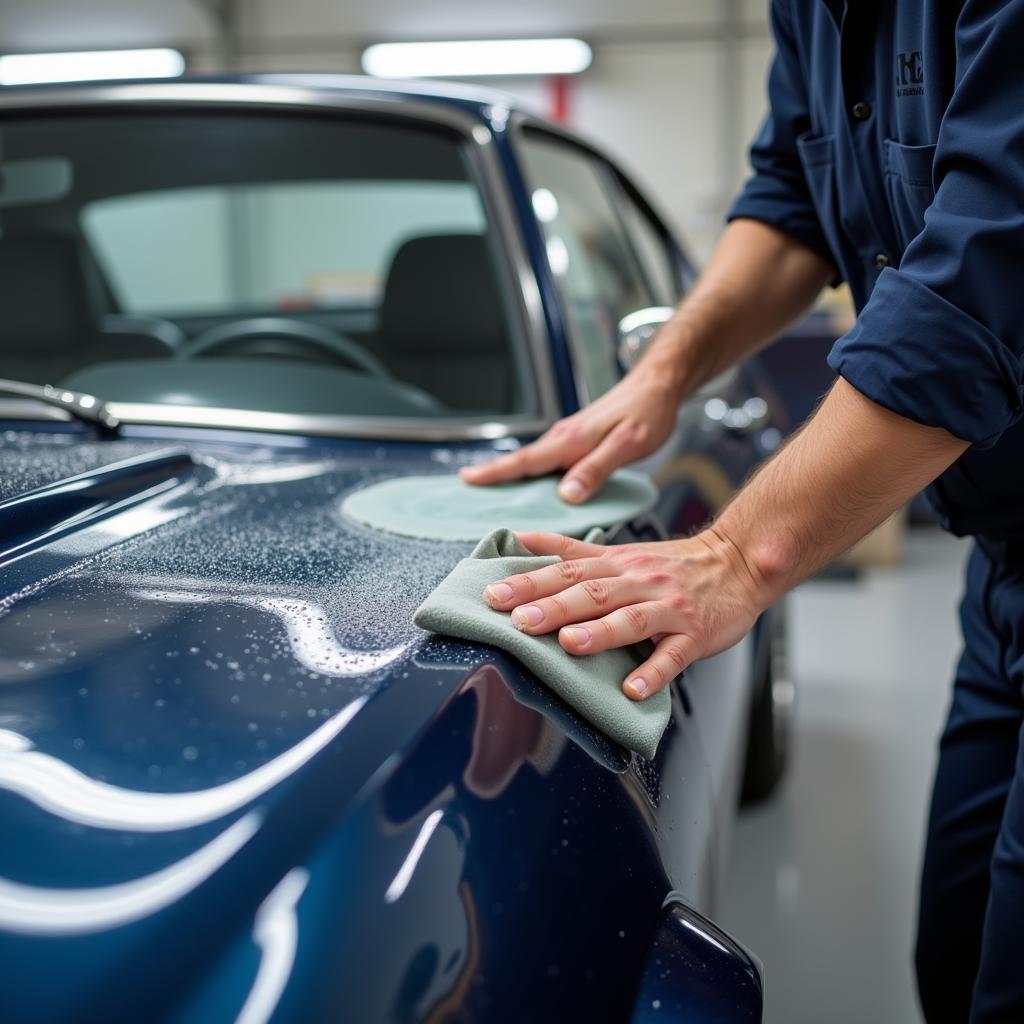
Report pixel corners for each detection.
[413,528,671,759]
[341,469,657,543]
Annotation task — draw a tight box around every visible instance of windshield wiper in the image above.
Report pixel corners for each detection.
[0,378,119,436]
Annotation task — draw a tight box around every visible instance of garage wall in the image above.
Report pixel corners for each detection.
[0,0,776,263]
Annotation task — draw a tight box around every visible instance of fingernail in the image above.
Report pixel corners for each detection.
[485,583,514,606]
[562,626,591,648]
[625,677,648,698]
[511,605,544,630]
[558,478,586,503]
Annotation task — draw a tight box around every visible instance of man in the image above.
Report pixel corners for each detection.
[460,2,1024,1021]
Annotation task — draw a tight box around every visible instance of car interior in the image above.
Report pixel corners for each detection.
[0,109,532,419]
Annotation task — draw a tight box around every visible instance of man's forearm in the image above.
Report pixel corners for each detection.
[708,378,969,604]
[484,381,968,700]
[637,218,835,400]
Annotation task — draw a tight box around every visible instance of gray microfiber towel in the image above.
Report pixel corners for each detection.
[341,470,658,542]
[413,528,671,759]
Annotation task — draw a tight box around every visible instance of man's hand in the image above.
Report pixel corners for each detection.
[482,528,770,700]
[460,219,835,503]
[480,379,968,700]
[459,368,681,504]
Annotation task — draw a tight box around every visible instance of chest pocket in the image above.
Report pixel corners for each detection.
[883,139,938,253]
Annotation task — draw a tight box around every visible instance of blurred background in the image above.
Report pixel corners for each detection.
[0,5,963,1022]
[0,0,778,263]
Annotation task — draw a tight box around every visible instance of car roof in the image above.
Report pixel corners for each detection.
[0,72,551,131]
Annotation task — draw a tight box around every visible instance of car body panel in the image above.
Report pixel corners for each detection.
[0,427,748,1022]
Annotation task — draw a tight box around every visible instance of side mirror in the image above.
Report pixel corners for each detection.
[617,306,675,372]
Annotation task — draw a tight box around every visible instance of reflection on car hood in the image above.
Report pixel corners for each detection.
[0,429,490,1005]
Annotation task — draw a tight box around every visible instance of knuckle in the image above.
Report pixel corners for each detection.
[647,570,673,587]
[547,594,570,620]
[661,640,692,672]
[617,419,651,451]
[556,559,585,584]
[596,617,618,644]
[622,605,649,635]
[509,573,536,598]
[560,421,587,447]
[548,417,589,453]
[557,534,579,559]
[548,417,576,441]
[581,579,611,607]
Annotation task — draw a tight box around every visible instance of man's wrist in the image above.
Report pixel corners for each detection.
[700,518,793,612]
[633,317,703,402]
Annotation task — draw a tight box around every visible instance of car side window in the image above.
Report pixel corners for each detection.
[519,131,654,400]
[616,186,681,307]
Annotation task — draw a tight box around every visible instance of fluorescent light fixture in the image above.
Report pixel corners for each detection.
[362,38,592,78]
[0,48,185,86]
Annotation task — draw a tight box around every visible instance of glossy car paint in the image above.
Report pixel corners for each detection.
[0,79,780,1022]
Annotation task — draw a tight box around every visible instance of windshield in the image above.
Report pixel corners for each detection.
[0,109,533,424]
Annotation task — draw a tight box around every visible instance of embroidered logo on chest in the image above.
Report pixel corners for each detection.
[896,51,925,97]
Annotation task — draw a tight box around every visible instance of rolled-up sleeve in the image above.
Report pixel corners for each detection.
[829,0,1024,447]
[726,0,837,270]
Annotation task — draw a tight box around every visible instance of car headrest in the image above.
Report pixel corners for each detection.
[0,237,92,353]
[378,233,511,355]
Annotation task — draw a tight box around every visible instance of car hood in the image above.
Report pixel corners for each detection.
[0,426,482,807]
[0,427,517,1017]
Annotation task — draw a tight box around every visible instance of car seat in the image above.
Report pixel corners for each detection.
[376,233,520,414]
[0,236,179,385]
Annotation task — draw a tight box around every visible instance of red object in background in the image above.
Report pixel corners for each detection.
[548,74,571,123]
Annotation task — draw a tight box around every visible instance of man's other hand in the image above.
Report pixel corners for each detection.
[459,371,681,504]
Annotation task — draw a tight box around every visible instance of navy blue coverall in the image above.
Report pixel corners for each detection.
[727,1,1024,1020]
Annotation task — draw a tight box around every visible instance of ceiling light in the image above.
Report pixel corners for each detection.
[362,39,592,79]
[0,48,185,86]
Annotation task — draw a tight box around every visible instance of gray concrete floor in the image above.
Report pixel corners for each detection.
[719,527,972,1024]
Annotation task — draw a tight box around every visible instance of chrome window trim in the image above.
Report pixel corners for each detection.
[108,403,550,440]
[0,398,552,440]
[0,82,559,441]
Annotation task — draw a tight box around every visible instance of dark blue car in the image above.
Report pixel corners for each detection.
[0,76,788,1022]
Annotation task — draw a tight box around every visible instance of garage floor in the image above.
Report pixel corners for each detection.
[719,527,972,1024]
